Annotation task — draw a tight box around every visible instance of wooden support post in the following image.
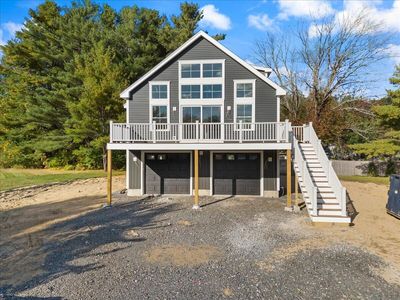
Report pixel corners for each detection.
[107,149,112,206]
[295,174,299,207]
[193,149,200,209]
[286,149,292,210]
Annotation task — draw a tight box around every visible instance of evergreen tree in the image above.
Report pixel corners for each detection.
[351,65,400,158]
[0,0,219,169]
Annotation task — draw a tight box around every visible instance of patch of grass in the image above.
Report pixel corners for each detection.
[0,168,124,191]
[339,175,389,186]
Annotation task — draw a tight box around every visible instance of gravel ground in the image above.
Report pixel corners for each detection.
[1,194,400,299]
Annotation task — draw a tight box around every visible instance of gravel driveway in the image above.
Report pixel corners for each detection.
[1,193,400,299]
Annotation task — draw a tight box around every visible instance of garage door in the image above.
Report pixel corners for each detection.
[213,153,260,195]
[145,153,190,194]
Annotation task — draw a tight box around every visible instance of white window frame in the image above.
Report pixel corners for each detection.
[149,81,170,128]
[179,59,225,105]
[179,104,224,124]
[234,79,256,129]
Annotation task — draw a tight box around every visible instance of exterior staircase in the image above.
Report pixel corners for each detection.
[292,124,351,223]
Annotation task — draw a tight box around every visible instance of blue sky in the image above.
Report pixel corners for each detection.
[1,0,399,98]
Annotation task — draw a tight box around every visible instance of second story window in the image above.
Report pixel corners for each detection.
[203,84,222,99]
[203,63,222,77]
[152,106,168,124]
[151,84,168,99]
[181,64,201,78]
[236,83,253,98]
[181,85,201,99]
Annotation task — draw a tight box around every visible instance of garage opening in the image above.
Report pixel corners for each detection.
[145,153,190,194]
[213,153,261,195]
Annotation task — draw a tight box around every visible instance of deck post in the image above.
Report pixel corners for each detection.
[107,149,112,207]
[294,173,300,212]
[285,148,293,211]
[193,149,200,209]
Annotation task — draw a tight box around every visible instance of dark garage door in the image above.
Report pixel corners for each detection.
[145,153,190,194]
[213,153,260,195]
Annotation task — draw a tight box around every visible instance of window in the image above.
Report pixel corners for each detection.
[236,104,252,123]
[181,64,200,78]
[236,83,253,98]
[203,63,222,77]
[202,106,220,123]
[151,84,168,99]
[182,107,201,123]
[181,85,201,99]
[152,106,167,124]
[237,154,246,160]
[203,84,222,99]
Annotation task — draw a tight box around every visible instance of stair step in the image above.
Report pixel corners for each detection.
[311,215,351,223]
[305,202,341,210]
[318,209,343,216]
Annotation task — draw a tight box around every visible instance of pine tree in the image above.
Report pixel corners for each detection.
[351,65,400,158]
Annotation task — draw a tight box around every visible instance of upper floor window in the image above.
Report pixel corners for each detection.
[203,63,222,78]
[181,85,201,99]
[151,84,168,99]
[203,84,222,99]
[181,64,201,78]
[152,105,168,123]
[236,83,253,98]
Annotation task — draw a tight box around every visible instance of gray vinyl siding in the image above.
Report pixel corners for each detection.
[128,150,141,189]
[128,37,277,123]
[264,150,277,191]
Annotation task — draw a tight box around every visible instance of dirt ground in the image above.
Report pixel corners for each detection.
[1,177,399,298]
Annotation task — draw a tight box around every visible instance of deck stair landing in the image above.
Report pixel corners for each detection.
[292,124,351,223]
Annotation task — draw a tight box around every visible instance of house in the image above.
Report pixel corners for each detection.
[107,31,350,223]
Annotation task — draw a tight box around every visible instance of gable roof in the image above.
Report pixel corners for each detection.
[120,31,286,98]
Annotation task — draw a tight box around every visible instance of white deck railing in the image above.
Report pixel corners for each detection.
[303,123,347,216]
[110,121,289,143]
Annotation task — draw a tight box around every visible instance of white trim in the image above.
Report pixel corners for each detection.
[126,149,129,190]
[178,60,225,102]
[179,104,224,124]
[107,142,292,151]
[149,81,170,126]
[276,151,280,192]
[142,150,192,195]
[210,151,213,196]
[120,31,286,98]
[210,150,263,196]
[277,96,280,122]
[234,79,256,127]
[140,151,144,195]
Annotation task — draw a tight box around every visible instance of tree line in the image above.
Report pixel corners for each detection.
[1,1,398,171]
[0,0,214,169]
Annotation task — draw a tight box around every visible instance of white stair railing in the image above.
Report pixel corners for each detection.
[293,136,318,216]
[304,123,347,216]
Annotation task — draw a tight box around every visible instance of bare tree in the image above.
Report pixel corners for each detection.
[254,33,306,124]
[253,11,389,128]
[299,11,389,121]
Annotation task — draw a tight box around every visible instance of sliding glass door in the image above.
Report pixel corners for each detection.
[181,106,221,140]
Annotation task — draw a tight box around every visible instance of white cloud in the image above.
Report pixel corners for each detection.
[248,14,274,31]
[3,22,23,36]
[200,5,231,30]
[0,29,6,46]
[308,0,400,38]
[277,0,335,20]
[385,44,400,64]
